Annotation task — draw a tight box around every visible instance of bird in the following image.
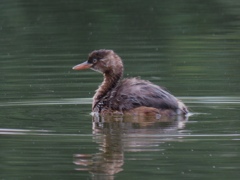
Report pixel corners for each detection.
[73,49,188,116]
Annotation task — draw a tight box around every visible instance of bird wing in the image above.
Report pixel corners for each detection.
[108,78,179,111]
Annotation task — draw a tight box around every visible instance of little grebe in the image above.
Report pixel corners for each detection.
[73,49,188,116]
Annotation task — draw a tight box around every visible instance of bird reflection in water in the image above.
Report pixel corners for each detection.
[73,114,188,179]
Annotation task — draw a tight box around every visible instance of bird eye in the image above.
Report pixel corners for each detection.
[92,58,97,63]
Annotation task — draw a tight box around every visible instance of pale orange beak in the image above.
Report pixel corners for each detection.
[72,61,92,70]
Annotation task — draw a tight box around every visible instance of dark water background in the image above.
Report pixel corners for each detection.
[1,0,240,179]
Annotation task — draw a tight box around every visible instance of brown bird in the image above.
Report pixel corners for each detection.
[73,49,188,116]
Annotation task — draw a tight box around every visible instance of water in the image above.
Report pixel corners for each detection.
[1,0,240,179]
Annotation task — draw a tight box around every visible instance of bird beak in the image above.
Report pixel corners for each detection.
[72,61,92,70]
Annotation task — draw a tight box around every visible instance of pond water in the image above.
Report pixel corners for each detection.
[1,0,240,180]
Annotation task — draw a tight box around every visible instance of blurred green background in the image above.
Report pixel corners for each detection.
[0,1,240,179]
[1,0,239,102]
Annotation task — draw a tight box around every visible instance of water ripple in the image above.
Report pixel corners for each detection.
[0,98,92,106]
[0,96,239,107]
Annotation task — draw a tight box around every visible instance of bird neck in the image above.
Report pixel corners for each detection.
[92,70,123,109]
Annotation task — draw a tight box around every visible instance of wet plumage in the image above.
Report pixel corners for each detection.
[73,49,188,116]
